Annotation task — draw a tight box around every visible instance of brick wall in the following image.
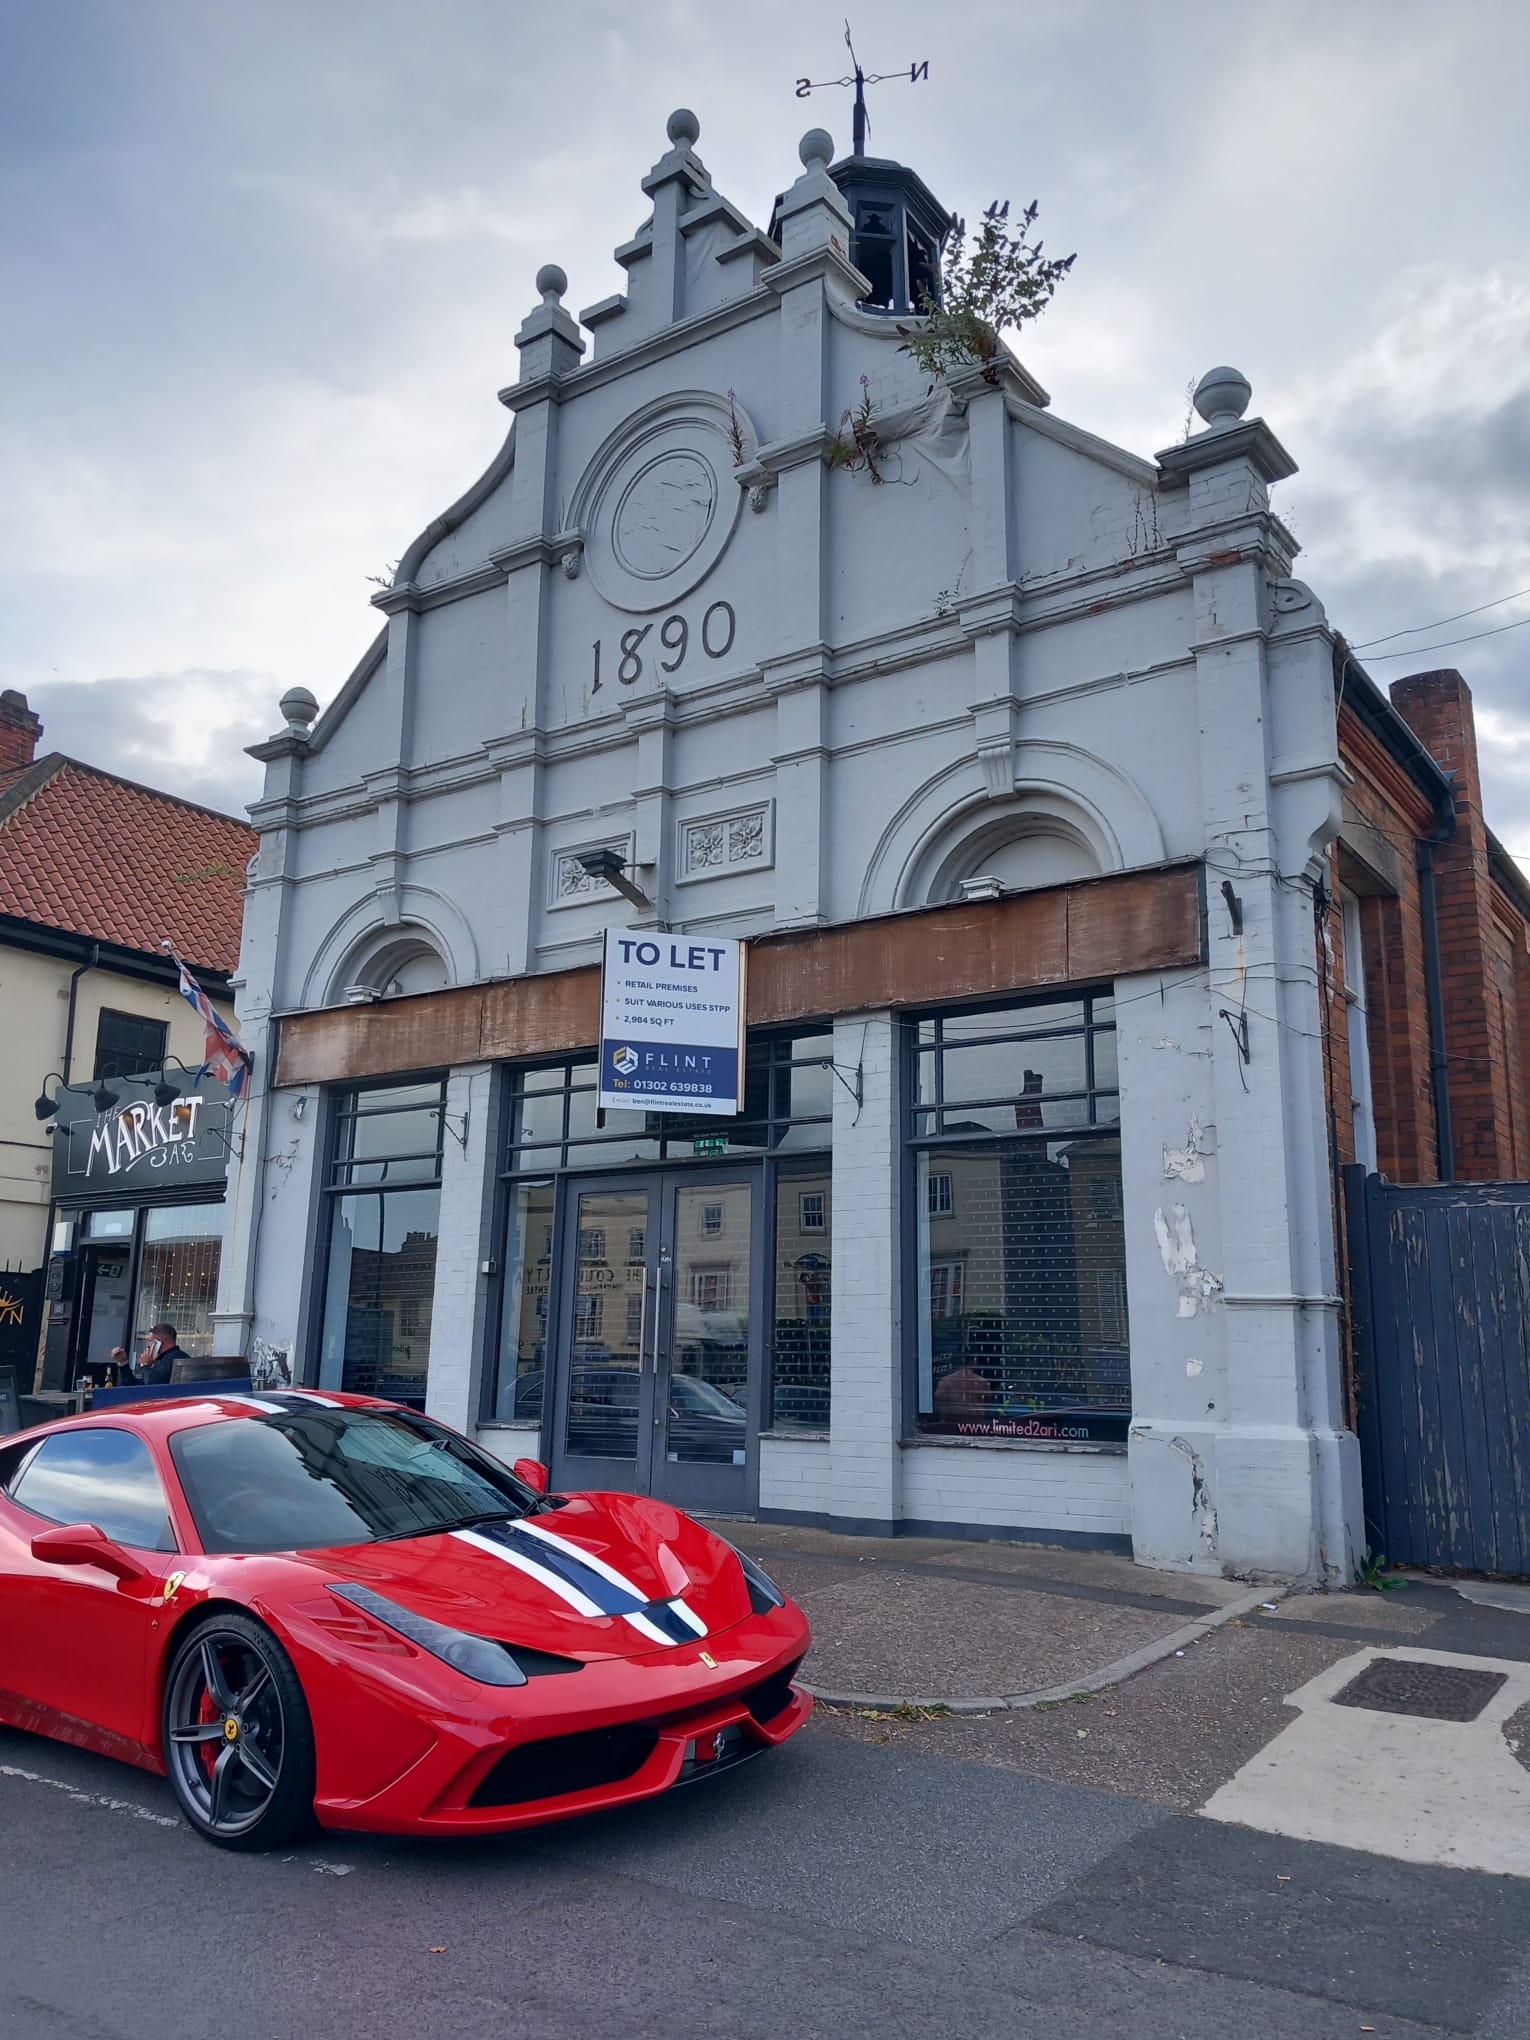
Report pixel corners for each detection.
[1390,669,1527,1182]
[1334,666,1530,1188]
[1334,712,1441,1182]
[0,690,41,774]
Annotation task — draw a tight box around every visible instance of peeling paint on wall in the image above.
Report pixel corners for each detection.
[1163,1114,1213,1182]
[1154,1202,1225,1316]
[250,1338,292,1390]
[1170,1432,1219,1551]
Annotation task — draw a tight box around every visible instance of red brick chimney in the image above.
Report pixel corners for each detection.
[1389,667,1517,1180]
[0,690,43,773]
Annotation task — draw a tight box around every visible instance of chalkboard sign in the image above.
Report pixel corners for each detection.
[0,1365,21,1437]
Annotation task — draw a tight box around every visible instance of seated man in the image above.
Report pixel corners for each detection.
[131,1322,189,1385]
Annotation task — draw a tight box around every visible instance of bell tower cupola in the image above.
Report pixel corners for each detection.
[829,150,954,315]
[778,29,954,315]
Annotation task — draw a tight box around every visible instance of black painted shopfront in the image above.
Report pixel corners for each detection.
[40,1074,233,1390]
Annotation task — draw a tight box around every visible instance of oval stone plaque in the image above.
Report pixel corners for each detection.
[612,451,717,580]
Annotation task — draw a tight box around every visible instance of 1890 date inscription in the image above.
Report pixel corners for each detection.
[592,599,736,693]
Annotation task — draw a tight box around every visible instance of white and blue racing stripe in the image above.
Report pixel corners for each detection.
[456,1519,707,1648]
[515,1517,708,1641]
[216,1391,345,1415]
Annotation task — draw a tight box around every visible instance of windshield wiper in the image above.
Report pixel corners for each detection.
[373,1507,525,1543]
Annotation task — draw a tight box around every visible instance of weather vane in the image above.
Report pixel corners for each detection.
[795,21,928,158]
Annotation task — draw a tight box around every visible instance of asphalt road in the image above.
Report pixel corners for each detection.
[5,1707,1529,2040]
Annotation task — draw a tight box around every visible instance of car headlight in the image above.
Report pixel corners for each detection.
[717,1538,784,1615]
[329,1582,527,1686]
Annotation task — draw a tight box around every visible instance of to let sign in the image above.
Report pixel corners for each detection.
[599,930,746,1116]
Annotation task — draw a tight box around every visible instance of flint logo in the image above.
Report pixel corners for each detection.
[612,1045,639,1077]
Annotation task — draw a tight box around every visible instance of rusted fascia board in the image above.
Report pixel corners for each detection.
[274,861,1205,1089]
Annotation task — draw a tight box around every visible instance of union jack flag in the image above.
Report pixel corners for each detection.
[165,944,252,1100]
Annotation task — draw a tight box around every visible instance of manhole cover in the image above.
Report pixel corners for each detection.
[1332,1657,1507,1723]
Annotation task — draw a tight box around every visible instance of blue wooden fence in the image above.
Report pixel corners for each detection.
[1346,1166,1530,1576]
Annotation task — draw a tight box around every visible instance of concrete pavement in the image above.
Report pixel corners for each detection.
[706,1516,1275,1708]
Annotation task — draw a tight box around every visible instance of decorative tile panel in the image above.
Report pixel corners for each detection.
[678,803,773,883]
[547,834,635,910]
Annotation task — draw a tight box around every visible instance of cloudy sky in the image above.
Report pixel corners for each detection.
[4,1,1527,860]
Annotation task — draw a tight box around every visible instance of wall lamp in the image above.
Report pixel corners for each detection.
[151,1056,200,1107]
[36,1072,124,1118]
[33,1073,67,1122]
[577,847,654,915]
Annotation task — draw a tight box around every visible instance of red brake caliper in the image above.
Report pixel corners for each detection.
[197,1665,222,1782]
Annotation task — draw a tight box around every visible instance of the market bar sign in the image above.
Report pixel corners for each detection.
[52,1073,233,1201]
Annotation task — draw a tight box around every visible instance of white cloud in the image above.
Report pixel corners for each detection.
[28,672,270,819]
[3,0,1527,869]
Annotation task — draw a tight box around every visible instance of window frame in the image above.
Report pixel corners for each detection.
[484,1032,834,1433]
[93,1008,170,1084]
[900,988,1128,1450]
[313,1075,449,1406]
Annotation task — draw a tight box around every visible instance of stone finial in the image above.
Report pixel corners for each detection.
[799,127,835,168]
[279,686,319,735]
[511,256,586,386]
[1193,366,1253,433]
[667,108,700,148]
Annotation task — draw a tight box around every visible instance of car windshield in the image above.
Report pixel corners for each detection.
[169,1407,539,1555]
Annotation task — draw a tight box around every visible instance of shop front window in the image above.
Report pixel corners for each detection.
[907,993,1128,1445]
[319,1080,445,1406]
[770,1166,831,1431]
[490,1035,833,1428]
[133,1202,225,1360]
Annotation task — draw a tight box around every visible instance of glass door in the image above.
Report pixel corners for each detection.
[549,1180,662,1496]
[653,1179,755,1515]
[546,1172,759,1513]
[77,1243,135,1380]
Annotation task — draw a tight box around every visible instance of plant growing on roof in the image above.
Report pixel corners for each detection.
[826,375,884,482]
[725,389,747,467]
[898,199,1076,387]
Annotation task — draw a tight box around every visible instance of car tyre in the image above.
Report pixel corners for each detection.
[162,1610,316,1851]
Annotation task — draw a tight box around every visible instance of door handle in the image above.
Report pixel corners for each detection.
[648,1256,668,1381]
[636,1263,652,1372]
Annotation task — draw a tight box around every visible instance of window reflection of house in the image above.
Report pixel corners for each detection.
[319,1081,446,1408]
[912,997,1128,1443]
[769,1165,831,1431]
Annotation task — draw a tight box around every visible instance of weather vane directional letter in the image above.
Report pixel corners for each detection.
[795,21,928,157]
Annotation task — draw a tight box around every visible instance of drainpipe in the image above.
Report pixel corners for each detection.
[36,941,99,1394]
[1417,831,1454,1183]
[61,940,100,1084]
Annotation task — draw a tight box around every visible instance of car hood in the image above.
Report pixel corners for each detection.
[283,1493,757,1661]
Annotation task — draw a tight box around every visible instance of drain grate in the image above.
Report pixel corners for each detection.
[1332,1657,1507,1723]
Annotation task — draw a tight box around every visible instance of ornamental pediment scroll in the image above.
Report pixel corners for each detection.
[563,390,761,615]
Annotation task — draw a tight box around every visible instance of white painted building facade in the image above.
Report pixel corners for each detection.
[217,112,1363,1582]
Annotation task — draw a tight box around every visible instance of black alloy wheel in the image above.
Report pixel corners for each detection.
[163,1611,316,1850]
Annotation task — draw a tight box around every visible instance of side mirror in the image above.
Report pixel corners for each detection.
[31,1522,145,1582]
[513,1457,550,1496]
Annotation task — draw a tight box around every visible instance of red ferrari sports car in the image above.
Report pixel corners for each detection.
[0,1390,811,1849]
